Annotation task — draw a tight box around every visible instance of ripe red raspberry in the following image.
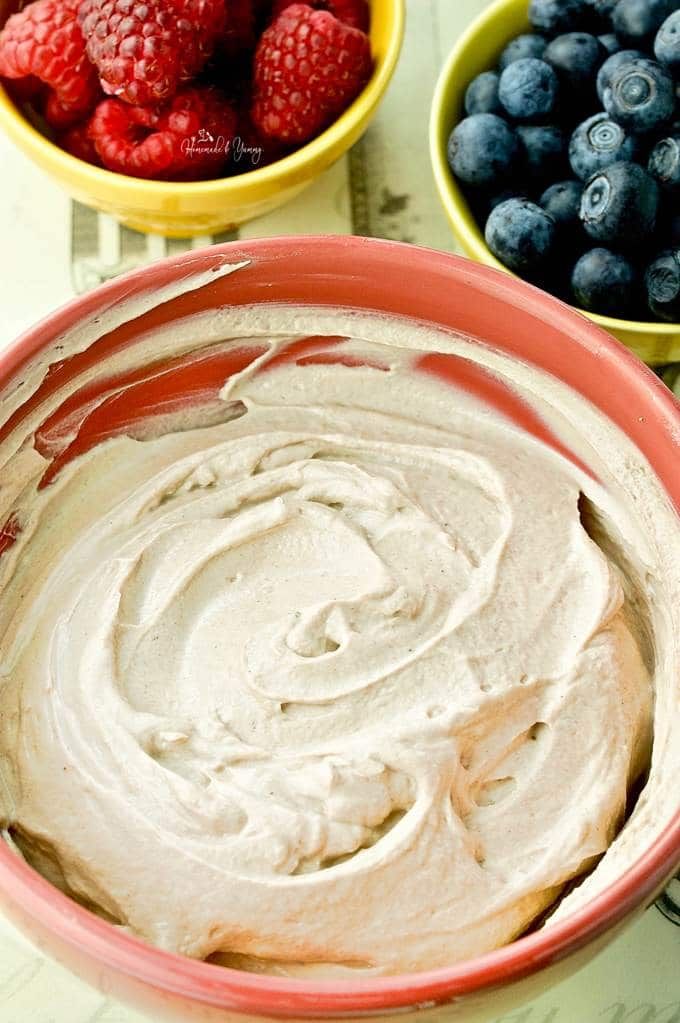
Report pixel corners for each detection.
[89,86,237,179]
[270,0,368,31]
[59,120,102,165]
[0,0,100,123]
[232,110,290,170]
[77,0,227,106]
[45,85,105,128]
[252,3,372,143]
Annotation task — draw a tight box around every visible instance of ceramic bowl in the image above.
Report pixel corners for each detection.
[0,236,678,1023]
[429,0,680,366]
[0,0,404,236]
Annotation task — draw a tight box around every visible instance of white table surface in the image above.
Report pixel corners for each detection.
[0,1,678,1019]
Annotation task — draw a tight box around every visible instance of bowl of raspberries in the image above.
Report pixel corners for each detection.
[431,0,680,364]
[0,0,404,235]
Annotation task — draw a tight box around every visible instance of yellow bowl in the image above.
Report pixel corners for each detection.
[0,0,404,237]
[429,0,680,366]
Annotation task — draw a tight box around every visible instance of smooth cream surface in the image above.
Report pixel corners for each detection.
[0,307,659,974]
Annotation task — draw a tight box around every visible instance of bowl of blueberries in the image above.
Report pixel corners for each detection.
[430,0,680,364]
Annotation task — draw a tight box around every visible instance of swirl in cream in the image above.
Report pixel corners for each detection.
[0,319,652,975]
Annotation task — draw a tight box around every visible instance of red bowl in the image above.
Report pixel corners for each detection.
[0,236,678,1023]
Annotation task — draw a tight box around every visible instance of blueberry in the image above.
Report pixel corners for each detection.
[499,59,560,123]
[648,135,680,189]
[544,33,606,95]
[447,114,521,189]
[540,180,586,253]
[485,198,557,273]
[498,34,548,72]
[517,125,568,184]
[529,0,592,34]
[540,179,584,229]
[580,161,660,245]
[569,112,640,179]
[655,11,680,75]
[602,58,675,132]
[465,72,502,116]
[645,249,680,319]
[572,247,638,314]
[596,49,646,103]
[612,0,678,48]
[598,33,623,55]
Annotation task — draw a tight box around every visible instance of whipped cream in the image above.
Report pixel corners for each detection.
[0,305,662,975]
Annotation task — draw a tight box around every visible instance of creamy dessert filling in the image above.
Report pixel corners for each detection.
[0,306,660,975]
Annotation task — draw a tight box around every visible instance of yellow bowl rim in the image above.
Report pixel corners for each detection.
[0,0,405,200]
[428,0,680,339]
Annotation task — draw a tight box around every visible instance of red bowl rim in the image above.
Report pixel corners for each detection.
[0,235,678,1017]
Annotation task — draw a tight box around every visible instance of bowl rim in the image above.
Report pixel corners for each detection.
[0,234,679,1017]
[0,0,405,198]
[428,0,680,338]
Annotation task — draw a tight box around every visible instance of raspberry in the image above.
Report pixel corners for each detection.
[45,85,105,128]
[0,0,100,122]
[271,0,368,31]
[232,110,289,170]
[89,86,237,180]
[252,3,372,143]
[60,120,102,165]
[77,0,227,106]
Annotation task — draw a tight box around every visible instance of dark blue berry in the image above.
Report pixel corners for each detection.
[654,11,680,75]
[540,181,586,255]
[569,112,640,179]
[447,114,521,189]
[485,198,557,273]
[596,49,646,103]
[498,34,548,71]
[465,72,502,116]
[517,125,568,184]
[572,247,638,314]
[645,249,680,319]
[612,0,678,48]
[540,179,584,229]
[499,59,560,122]
[544,33,606,94]
[602,58,675,132]
[580,161,660,245]
[529,0,592,34]
[648,135,680,190]
[598,33,623,55]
